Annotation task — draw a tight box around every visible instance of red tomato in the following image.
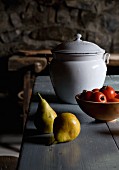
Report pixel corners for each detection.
[92,88,99,92]
[91,91,107,103]
[84,91,93,101]
[80,90,92,101]
[108,98,119,102]
[100,86,115,101]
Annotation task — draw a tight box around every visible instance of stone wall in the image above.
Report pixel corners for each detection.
[0,0,119,57]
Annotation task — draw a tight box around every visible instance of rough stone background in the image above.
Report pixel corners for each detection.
[0,0,119,57]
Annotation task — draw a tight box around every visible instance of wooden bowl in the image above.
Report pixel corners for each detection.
[75,94,119,121]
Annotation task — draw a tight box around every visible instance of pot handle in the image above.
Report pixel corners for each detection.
[103,53,110,64]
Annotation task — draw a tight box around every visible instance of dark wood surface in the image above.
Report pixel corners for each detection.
[109,54,119,66]
[8,55,47,72]
[17,75,119,170]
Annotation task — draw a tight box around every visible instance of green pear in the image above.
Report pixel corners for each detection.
[34,93,57,134]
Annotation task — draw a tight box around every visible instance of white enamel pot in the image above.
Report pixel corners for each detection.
[50,34,110,104]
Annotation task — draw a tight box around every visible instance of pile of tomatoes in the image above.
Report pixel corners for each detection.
[79,85,119,103]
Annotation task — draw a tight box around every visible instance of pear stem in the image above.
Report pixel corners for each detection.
[37,92,43,100]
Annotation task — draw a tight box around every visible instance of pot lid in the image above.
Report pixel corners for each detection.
[52,34,105,54]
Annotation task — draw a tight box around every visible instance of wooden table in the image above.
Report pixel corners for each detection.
[17,75,119,170]
[108,53,119,66]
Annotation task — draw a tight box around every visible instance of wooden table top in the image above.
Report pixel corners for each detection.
[109,53,119,66]
[17,75,119,170]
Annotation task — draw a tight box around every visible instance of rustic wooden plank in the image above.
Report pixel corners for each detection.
[104,75,119,90]
[108,53,119,66]
[107,120,119,147]
[18,49,52,56]
[17,75,119,170]
[33,75,119,102]
[8,55,47,72]
[18,115,119,170]
[17,101,119,170]
[22,71,32,127]
[17,49,53,63]
[105,75,119,150]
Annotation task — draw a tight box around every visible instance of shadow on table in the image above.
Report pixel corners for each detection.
[24,128,55,146]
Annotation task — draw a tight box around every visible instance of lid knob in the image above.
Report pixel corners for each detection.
[76,34,82,41]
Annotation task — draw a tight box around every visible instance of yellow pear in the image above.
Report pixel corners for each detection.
[53,112,81,143]
[34,93,57,134]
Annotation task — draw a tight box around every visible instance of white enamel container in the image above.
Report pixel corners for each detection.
[50,34,110,104]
